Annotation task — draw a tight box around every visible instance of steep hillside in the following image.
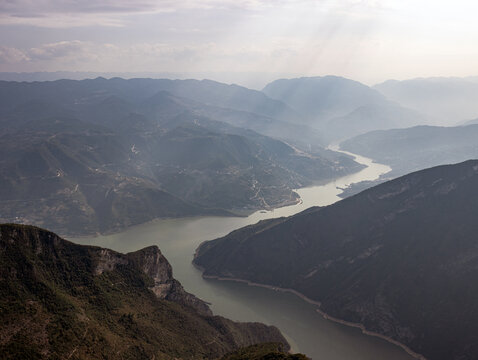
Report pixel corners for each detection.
[0,117,218,235]
[0,224,289,359]
[0,79,362,235]
[195,160,478,360]
[0,78,308,147]
[324,103,426,142]
[263,76,385,121]
[220,343,308,360]
[341,124,478,176]
[374,77,478,125]
[263,76,425,142]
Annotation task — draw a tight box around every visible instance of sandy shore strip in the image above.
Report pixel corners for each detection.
[315,308,427,360]
[202,274,323,307]
[200,273,427,360]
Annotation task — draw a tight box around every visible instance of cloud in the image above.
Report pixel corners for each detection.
[0,0,164,27]
[28,41,92,61]
[2,0,477,84]
[0,0,322,27]
[0,46,29,63]
[0,0,160,15]
[0,40,218,71]
[0,38,297,73]
[0,0,312,14]
[0,41,101,68]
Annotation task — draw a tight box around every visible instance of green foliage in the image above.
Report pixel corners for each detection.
[0,78,360,236]
[0,224,290,359]
[220,343,309,360]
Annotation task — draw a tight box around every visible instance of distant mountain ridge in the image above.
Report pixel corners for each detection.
[0,77,301,138]
[341,124,478,177]
[0,223,290,359]
[263,76,426,142]
[195,160,478,360]
[0,78,361,235]
[374,77,478,125]
[461,117,478,126]
[263,76,386,121]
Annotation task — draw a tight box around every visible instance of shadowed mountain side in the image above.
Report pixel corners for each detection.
[0,77,301,126]
[0,224,290,359]
[0,77,323,150]
[195,160,478,360]
[220,343,309,360]
[262,76,426,142]
[190,104,328,149]
[145,121,362,209]
[0,79,362,236]
[374,77,478,125]
[0,118,220,236]
[341,124,478,176]
[0,111,362,236]
[324,103,427,142]
[263,76,386,122]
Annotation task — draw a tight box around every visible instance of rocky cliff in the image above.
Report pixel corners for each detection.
[0,224,289,359]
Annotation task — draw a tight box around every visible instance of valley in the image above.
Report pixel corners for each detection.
[3,1,478,358]
[3,74,478,359]
[70,148,417,360]
[195,159,478,360]
[0,78,362,236]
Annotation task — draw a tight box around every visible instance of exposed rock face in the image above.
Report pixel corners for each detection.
[0,224,289,359]
[129,246,175,298]
[92,244,212,315]
[127,245,212,316]
[195,160,478,360]
[95,248,128,275]
[129,245,173,281]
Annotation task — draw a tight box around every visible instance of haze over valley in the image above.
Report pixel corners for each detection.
[2,1,478,359]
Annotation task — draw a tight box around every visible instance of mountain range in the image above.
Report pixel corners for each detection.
[374,77,478,125]
[0,78,362,236]
[0,223,310,359]
[195,160,478,360]
[341,124,478,177]
[5,74,478,360]
[263,76,426,142]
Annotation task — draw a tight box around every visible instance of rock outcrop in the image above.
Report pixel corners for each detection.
[0,224,289,359]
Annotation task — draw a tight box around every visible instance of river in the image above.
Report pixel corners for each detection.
[71,150,416,360]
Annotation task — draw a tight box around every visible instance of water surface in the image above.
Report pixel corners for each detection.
[71,151,415,359]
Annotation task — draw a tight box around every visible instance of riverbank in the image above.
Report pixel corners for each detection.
[191,149,424,360]
[69,147,386,240]
[199,273,426,360]
[71,148,403,360]
[67,193,302,239]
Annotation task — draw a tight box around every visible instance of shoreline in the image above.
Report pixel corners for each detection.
[66,157,368,241]
[66,151,374,241]
[67,196,302,240]
[200,273,426,360]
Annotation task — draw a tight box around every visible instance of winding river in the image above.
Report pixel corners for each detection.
[71,150,416,359]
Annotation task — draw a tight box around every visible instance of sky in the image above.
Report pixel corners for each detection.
[1,0,478,88]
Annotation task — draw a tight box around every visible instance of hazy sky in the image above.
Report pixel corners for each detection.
[1,0,478,87]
